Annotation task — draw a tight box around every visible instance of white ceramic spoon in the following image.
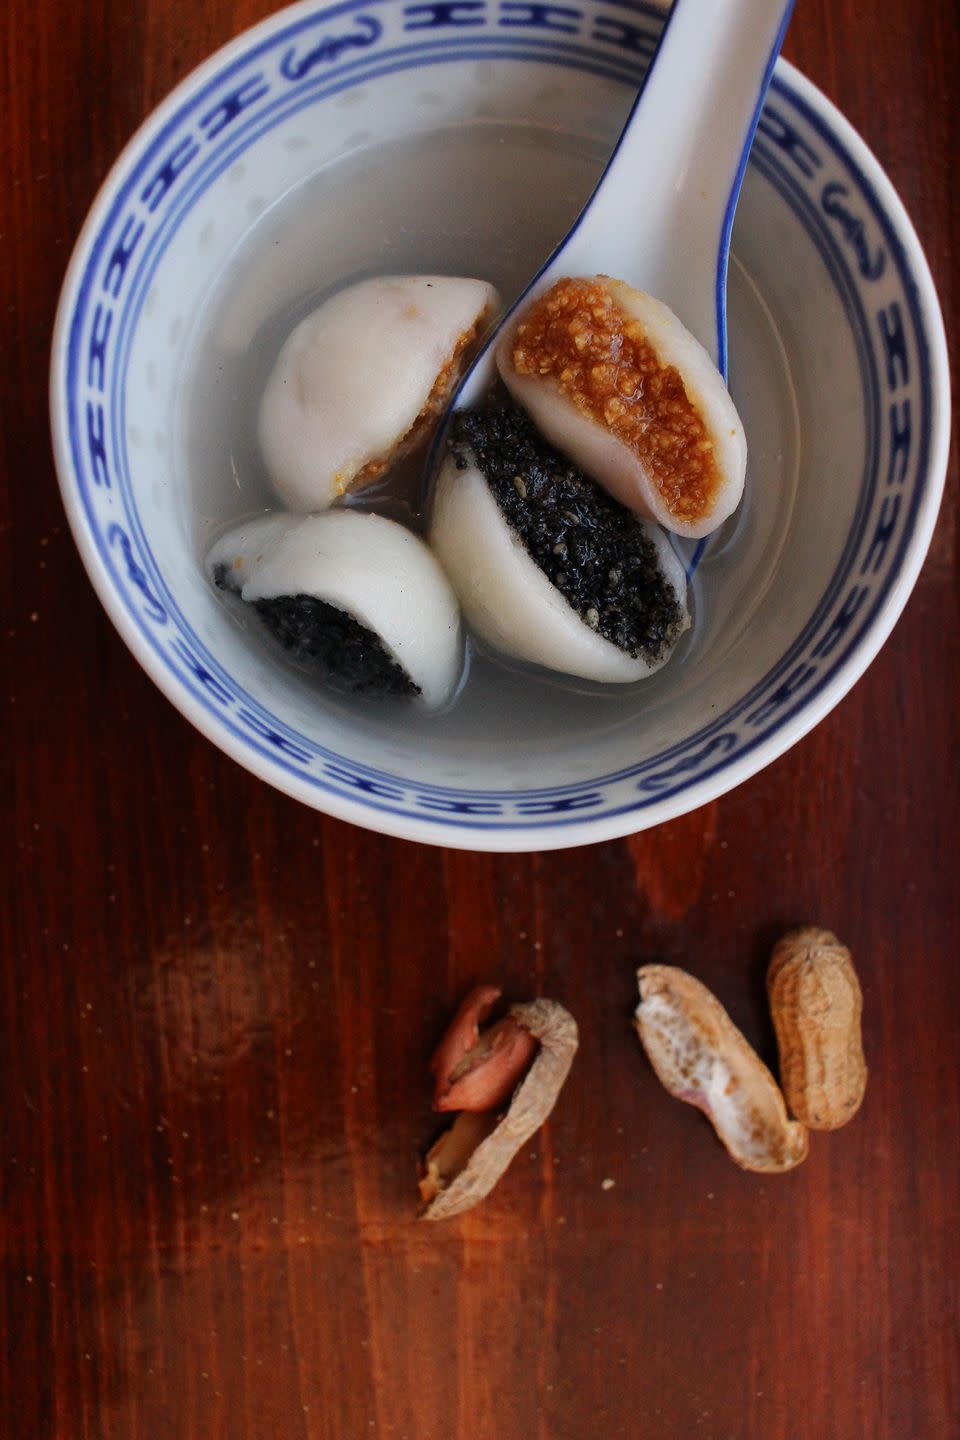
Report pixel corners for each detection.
[438,0,793,421]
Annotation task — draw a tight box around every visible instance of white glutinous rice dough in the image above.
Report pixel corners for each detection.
[208,510,463,708]
[206,512,298,593]
[259,275,500,512]
[429,406,689,685]
[497,275,746,540]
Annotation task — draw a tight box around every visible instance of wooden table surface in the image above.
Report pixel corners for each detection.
[3,0,958,1436]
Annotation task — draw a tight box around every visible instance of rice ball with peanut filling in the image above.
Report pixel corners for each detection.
[260,274,500,512]
[497,275,746,539]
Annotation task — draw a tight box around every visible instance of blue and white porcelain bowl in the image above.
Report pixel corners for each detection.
[51,0,950,850]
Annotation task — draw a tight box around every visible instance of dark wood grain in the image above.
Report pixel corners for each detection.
[2,1,958,1436]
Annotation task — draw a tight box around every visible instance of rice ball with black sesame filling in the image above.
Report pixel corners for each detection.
[208,510,463,708]
[429,400,689,684]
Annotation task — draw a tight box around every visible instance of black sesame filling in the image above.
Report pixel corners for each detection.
[214,567,418,697]
[450,400,684,663]
[212,561,243,595]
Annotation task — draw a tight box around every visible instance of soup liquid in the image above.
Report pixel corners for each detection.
[182,122,766,719]
[186,124,612,540]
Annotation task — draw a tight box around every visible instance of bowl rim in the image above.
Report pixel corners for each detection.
[49,6,951,852]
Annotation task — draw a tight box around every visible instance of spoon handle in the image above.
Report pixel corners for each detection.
[547,0,794,373]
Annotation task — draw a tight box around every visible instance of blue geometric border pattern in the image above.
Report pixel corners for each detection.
[65,0,930,828]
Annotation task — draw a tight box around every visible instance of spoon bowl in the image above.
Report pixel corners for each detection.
[449,0,795,429]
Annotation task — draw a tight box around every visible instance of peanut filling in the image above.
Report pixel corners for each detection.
[510,278,720,523]
[346,312,490,494]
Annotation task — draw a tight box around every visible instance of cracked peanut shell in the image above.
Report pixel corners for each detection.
[635,965,808,1174]
[419,998,578,1220]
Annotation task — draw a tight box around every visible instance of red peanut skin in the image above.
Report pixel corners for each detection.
[431,987,538,1112]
